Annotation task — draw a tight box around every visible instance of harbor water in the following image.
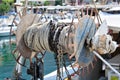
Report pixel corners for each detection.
[0,36,70,79]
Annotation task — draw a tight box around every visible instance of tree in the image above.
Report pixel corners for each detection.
[2,0,14,5]
[0,0,14,15]
[0,2,10,15]
[55,0,62,6]
[2,0,14,3]
[44,1,50,6]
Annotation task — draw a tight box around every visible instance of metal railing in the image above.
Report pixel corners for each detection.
[93,51,120,76]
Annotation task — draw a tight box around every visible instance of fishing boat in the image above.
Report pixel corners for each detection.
[102,6,120,13]
[1,0,119,79]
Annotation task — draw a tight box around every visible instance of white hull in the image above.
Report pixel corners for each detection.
[99,11,120,31]
[0,31,12,37]
[44,65,78,80]
[0,26,17,37]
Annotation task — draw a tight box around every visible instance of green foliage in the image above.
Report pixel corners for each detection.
[0,2,10,15]
[0,42,16,62]
[2,0,14,4]
[0,0,14,15]
[55,0,62,6]
[44,1,50,6]
[28,1,36,6]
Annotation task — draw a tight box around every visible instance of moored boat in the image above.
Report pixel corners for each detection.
[0,15,17,37]
[99,10,120,31]
[0,26,17,37]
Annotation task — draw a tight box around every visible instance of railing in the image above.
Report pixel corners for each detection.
[93,51,120,76]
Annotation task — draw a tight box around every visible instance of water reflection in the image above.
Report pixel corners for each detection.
[0,36,57,79]
[0,36,71,79]
[0,36,15,48]
[0,36,16,79]
[0,36,16,64]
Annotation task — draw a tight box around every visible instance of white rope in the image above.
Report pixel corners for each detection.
[58,25,74,53]
[93,51,120,76]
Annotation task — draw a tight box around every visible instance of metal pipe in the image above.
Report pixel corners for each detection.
[93,51,120,76]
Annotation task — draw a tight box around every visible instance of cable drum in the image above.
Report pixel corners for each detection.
[58,25,75,54]
[58,26,69,52]
[11,13,120,80]
[14,14,118,72]
[22,16,97,67]
[12,4,120,79]
[23,21,51,52]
